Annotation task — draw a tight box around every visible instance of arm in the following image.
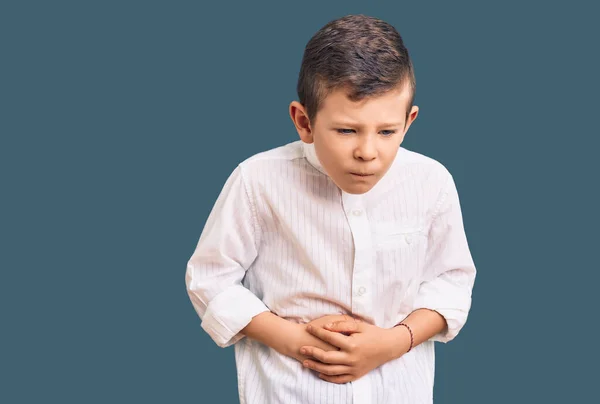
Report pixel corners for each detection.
[185,164,270,348]
[410,172,477,343]
[185,164,340,356]
[241,312,341,361]
[386,308,447,358]
[299,309,446,383]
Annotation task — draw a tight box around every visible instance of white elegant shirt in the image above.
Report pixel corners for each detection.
[185,140,476,404]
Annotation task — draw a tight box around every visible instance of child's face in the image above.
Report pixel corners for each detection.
[290,82,419,194]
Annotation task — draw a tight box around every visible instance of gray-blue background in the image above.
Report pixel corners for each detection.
[2,1,598,403]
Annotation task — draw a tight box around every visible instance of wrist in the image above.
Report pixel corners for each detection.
[281,322,304,358]
[242,312,301,358]
[387,325,412,359]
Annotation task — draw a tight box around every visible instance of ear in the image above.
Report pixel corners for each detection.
[289,101,313,143]
[403,105,419,134]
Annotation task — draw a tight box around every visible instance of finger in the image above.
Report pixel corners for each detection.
[324,320,363,335]
[338,314,355,322]
[307,315,349,330]
[300,346,349,365]
[303,359,352,376]
[307,324,352,351]
[316,315,350,324]
[318,373,355,384]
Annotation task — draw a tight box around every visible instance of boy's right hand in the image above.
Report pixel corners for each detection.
[288,314,355,363]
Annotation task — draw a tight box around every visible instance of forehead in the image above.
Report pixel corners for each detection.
[318,83,411,124]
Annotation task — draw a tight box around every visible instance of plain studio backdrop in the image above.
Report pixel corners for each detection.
[2,1,598,403]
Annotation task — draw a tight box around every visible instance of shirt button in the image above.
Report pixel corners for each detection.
[357,286,366,296]
[405,235,412,244]
[352,209,362,216]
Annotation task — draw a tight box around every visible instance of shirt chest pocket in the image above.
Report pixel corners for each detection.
[372,222,429,280]
[372,222,427,250]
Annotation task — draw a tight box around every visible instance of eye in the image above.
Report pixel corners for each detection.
[336,129,355,134]
[380,130,397,136]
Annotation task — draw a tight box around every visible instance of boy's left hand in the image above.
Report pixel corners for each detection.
[301,318,409,384]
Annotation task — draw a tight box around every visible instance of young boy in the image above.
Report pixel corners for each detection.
[185,14,476,404]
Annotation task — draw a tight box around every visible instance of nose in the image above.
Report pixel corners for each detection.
[353,135,377,161]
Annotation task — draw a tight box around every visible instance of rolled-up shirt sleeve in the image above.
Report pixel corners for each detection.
[185,164,269,348]
[413,173,477,343]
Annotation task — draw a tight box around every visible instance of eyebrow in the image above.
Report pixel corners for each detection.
[330,121,404,128]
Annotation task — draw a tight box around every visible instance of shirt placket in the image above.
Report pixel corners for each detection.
[342,192,373,404]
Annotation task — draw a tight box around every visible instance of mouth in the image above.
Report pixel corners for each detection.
[350,172,375,177]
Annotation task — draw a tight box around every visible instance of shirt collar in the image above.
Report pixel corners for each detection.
[302,141,327,175]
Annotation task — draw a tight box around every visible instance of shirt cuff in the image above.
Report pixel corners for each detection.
[201,285,270,348]
[412,278,472,343]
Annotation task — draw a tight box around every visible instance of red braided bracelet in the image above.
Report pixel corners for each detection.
[397,322,414,353]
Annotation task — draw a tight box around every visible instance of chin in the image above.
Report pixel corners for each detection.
[339,183,374,195]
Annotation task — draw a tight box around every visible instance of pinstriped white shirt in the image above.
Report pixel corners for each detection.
[185,140,476,404]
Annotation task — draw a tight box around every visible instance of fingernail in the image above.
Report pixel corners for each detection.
[326,323,333,328]
[303,361,309,367]
[300,348,306,354]
[307,325,312,331]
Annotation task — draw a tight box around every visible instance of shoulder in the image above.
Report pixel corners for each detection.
[394,146,453,186]
[389,147,460,221]
[236,140,306,182]
[239,140,303,169]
